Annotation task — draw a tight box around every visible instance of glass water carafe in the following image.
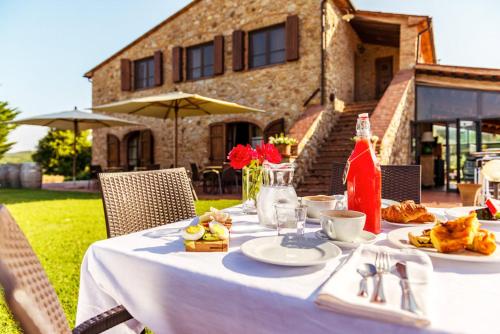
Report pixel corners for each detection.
[256,162,298,228]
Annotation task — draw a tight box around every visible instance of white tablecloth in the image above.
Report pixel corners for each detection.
[76,207,500,334]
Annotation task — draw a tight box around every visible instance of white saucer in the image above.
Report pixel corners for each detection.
[306,217,321,224]
[315,230,377,249]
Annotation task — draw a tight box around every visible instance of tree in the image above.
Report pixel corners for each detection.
[32,129,92,179]
[0,101,20,160]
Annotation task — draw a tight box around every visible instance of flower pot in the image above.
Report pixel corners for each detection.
[275,144,291,157]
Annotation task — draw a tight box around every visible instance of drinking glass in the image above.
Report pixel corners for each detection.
[333,194,346,210]
[274,203,308,237]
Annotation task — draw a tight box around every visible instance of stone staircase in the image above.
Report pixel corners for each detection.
[296,100,378,196]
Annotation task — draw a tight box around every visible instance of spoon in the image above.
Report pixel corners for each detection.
[356,263,376,297]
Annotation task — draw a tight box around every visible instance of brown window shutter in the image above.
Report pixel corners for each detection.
[120,59,132,91]
[209,123,226,164]
[106,134,121,167]
[172,46,183,83]
[154,51,163,86]
[264,118,285,142]
[232,30,245,71]
[286,15,299,61]
[214,35,225,75]
[139,129,154,167]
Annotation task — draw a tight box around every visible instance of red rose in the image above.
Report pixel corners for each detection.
[256,143,282,164]
[228,144,255,169]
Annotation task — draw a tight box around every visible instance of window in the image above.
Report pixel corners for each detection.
[134,57,155,89]
[187,43,214,80]
[127,132,140,168]
[249,24,285,69]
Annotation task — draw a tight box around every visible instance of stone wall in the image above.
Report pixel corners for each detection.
[324,1,359,109]
[90,0,325,169]
[355,44,400,101]
[370,69,415,165]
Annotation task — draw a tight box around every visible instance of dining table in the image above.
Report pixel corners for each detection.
[76,206,500,334]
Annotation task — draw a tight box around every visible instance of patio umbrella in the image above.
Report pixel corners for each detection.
[91,92,265,167]
[12,107,139,181]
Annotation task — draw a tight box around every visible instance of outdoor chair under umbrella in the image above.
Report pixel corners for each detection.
[12,107,139,181]
[91,92,265,167]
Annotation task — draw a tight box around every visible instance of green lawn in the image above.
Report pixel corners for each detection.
[0,189,239,333]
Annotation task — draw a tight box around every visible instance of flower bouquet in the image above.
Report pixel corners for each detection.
[228,143,282,214]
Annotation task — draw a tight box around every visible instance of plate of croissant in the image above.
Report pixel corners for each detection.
[387,212,499,262]
[382,200,440,226]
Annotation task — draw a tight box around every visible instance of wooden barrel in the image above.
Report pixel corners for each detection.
[0,164,8,188]
[20,163,42,189]
[6,164,21,188]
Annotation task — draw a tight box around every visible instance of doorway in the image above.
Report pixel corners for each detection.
[375,56,393,98]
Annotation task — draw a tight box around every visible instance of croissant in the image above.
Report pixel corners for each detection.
[382,200,435,224]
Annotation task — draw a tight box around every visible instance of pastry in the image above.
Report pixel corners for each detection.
[382,200,436,224]
[408,212,496,256]
[466,228,496,255]
[430,213,478,253]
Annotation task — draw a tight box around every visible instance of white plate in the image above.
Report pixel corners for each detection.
[240,236,341,267]
[315,230,377,249]
[382,198,399,208]
[382,212,446,227]
[387,226,500,263]
[382,220,436,227]
[446,206,499,227]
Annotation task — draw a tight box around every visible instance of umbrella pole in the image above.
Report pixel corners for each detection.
[73,120,78,183]
[174,104,178,168]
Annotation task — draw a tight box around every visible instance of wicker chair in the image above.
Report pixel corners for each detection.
[99,168,196,238]
[0,205,133,334]
[330,163,422,203]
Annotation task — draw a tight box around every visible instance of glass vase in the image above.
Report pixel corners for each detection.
[242,165,263,214]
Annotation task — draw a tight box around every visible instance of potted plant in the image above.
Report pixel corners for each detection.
[268,133,298,157]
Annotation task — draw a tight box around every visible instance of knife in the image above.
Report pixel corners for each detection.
[396,262,423,315]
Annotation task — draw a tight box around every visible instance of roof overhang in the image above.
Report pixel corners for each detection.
[416,63,500,82]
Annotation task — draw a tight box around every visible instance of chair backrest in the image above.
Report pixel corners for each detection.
[99,168,196,238]
[0,205,71,334]
[330,163,421,203]
[190,163,199,181]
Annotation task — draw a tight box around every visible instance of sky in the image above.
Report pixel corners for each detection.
[1,0,499,153]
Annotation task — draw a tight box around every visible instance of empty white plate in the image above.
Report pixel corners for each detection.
[240,236,341,267]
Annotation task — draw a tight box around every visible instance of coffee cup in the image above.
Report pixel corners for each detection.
[302,195,335,219]
[320,210,366,242]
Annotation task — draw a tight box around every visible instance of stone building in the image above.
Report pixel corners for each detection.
[85,0,500,194]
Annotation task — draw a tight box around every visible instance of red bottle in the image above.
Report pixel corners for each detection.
[345,113,381,234]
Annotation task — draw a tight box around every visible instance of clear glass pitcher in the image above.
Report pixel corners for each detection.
[256,162,298,228]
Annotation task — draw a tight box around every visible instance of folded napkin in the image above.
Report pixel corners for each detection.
[316,245,433,328]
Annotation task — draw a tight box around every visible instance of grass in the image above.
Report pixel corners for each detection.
[0,189,240,333]
[0,151,34,164]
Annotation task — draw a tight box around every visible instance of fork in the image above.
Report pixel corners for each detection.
[371,251,390,303]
